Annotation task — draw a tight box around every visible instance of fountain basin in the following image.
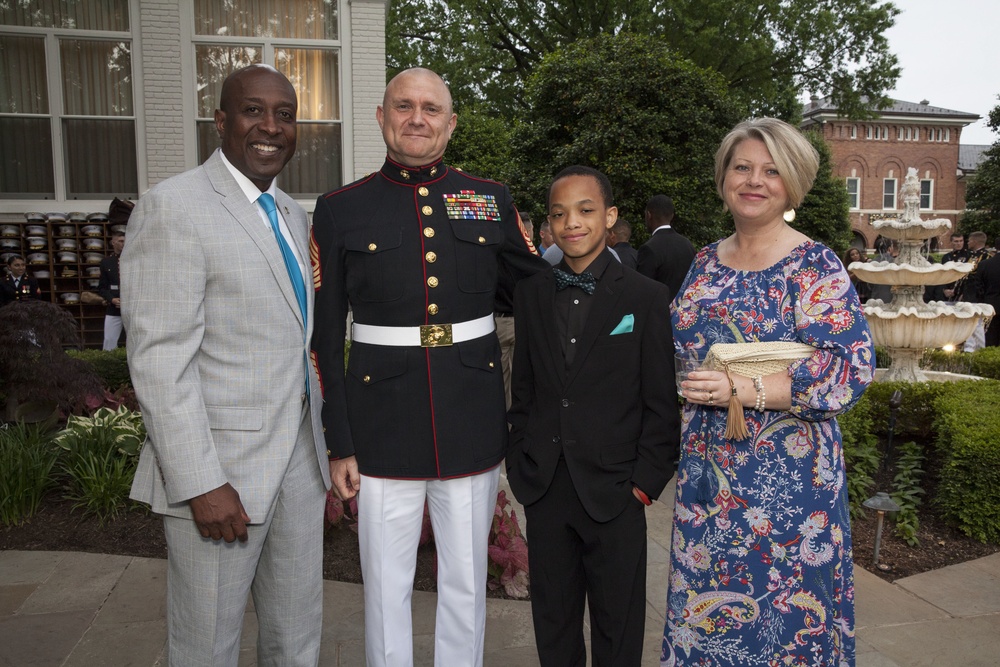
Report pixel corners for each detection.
[864,301,995,349]
[850,261,971,286]
[871,217,951,242]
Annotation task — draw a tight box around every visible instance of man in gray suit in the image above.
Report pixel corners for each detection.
[122,65,331,666]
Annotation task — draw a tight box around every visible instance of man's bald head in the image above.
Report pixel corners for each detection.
[377,67,457,167]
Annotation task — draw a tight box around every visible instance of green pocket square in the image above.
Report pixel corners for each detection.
[610,314,634,335]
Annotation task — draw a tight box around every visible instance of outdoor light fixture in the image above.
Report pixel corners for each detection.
[863,389,904,570]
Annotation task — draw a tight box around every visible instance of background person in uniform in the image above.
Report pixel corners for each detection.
[1,255,41,307]
[607,217,638,269]
[636,194,695,299]
[122,65,331,666]
[496,212,538,408]
[98,231,125,350]
[311,67,546,667]
[506,165,679,666]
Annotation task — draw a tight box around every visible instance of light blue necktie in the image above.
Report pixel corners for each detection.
[258,193,310,395]
[258,192,307,330]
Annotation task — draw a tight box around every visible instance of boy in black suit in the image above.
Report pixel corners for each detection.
[507,166,680,666]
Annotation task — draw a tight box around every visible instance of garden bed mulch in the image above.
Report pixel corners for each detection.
[2,492,998,588]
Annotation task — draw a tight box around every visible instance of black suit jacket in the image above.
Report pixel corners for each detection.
[98,254,121,316]
[312,157,547,479]
[506,256,680,522]
[637,226,696,300]
[612,241,638,270]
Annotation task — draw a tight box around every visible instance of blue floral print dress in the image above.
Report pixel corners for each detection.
[662,241,874,667]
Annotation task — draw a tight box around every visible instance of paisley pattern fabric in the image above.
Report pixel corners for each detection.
[662,241,874,667]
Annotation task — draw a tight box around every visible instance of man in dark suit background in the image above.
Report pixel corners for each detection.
[637,194,696,299]
[608,217,638,269]
[507,166,680,666]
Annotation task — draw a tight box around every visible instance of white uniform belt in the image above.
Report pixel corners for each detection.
[352,314,495,348]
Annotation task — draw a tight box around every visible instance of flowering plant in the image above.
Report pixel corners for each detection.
[487,490,530,598]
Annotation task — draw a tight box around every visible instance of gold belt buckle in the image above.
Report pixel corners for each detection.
[420,323,453,347]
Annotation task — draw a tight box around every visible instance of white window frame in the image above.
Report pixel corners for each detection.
[0,4,140,208]
[846,177,860,210]
[183,1,349,201]
[920,179,933,210]
[883,178,897,210]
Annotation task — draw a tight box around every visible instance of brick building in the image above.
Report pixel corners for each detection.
[801,97,983,250]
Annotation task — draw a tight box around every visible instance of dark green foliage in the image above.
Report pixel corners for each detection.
[963,98,1000,244]
[444,106,516,184]
[890,440,925,546]
[67,347,131,392]
[932,381,1000,543]
[794,132,852,254]
[839,394,879,520]
[923,346,1000,380]
[386,0,900,121]
[861,380,949,440]
[509,32,745,247]
[0,422,60,526]
[0,300,103,421]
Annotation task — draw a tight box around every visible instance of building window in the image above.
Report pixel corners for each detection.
[920,179,933,210]
[944,128,950,142]
[905,127,912,141]
[881,126,889,140]
[865,125,873,140]
[0,2,136,200]
[850,125,857,139]
[193,0,343,197]
[846,177,860,210]
[897,127,903,140]
[883,179,897,209]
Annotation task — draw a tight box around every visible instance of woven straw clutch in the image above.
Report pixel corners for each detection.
[703,341,815,440]
[705,341,816,378]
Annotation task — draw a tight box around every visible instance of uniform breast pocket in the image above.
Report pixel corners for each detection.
[345,226,405,302]
[449,220,503,293]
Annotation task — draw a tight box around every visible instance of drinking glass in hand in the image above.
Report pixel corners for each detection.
[675,350,701,397]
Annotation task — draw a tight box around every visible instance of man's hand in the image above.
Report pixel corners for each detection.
[189,483,251,543]
[330,456,360,500]
[112,297,121,307]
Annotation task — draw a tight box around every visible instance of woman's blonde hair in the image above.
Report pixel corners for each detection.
[714,117,820,211]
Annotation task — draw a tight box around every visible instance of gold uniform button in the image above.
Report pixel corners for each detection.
[427,303,439,315]
[418,187,429,197]
[368,242,377,251]
[430,167,438,176]
[478,236,486,243]
[422,205,433,216]
[326,449,331,456]
[363,375,371,384]
[423,227,435,238]
[400,169,410,179]
[427,276,439,288]
[425,251,437,263]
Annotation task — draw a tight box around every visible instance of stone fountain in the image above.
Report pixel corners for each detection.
[849,168,994,382]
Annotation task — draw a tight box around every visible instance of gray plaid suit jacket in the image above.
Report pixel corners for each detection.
[123,150,331,521]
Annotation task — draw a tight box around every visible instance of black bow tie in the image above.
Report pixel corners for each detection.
[553,268,596,295]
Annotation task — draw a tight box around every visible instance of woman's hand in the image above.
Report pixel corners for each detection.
[681,370,752,408]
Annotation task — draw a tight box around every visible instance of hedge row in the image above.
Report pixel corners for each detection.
[841,378,1000,543]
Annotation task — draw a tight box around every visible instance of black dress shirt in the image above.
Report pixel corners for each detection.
[555,249,613,369]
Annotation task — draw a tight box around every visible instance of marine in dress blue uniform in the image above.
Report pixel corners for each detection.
[311,68,545,667]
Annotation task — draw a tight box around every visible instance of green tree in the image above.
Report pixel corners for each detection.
[387,0,900,120]
[793,131,852,253]
[508,32,745,248]
[963,99,1000,244]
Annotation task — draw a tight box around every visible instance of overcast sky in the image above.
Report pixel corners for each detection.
[884,0,997,146]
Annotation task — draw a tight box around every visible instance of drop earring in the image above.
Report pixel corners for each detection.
[783,209,796,223]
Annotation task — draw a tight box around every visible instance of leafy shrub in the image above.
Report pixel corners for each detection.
[0,421,60,526]
[932,380,1000,543]
[890,440,925,546]
[67,348,131,392]
[839,395,879,521]
[923,346,1000,380]
[54,406,145,523]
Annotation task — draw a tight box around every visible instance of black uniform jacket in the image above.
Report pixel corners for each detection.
[98,254,121,316]
[312,157,547,479]
[0,273,41,307]
[506,257,680,522]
